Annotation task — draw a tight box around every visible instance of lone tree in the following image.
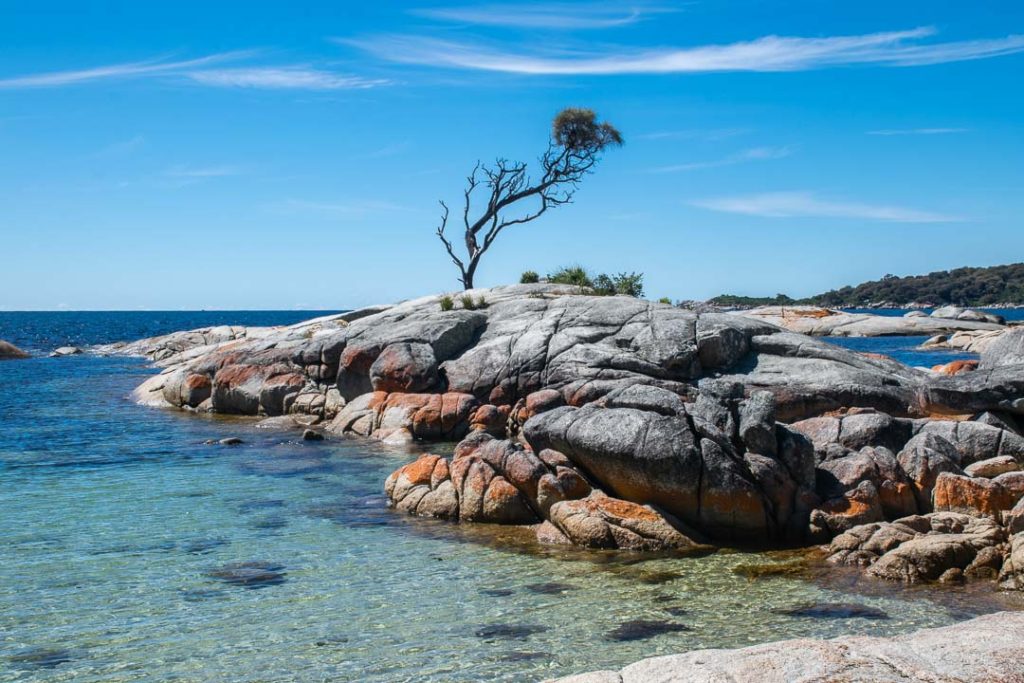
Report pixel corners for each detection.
[436,107,622,290]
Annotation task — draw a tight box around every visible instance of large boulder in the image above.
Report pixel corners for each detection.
[522,391,815,544]
[895,433,964,511]
[383,434,707,552]
[0,340,29,359]
[932,472,1017,518]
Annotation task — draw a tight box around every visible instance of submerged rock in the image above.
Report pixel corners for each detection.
[605,619,690,642]
[206,560,287,588]
[525,582,575,595]
[776,603,889,620]
[7,647,74,668]
[474,623,549,641]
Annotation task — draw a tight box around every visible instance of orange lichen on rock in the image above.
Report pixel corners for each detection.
[931,359,979,376]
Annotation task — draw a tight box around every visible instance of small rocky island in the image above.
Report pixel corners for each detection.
[103,284,1024,679]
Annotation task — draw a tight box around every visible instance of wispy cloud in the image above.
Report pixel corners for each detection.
[689,191,962,223]
[0,52,388,91]
[92,134,146,158]
[650,146,792,173]
[412,2,679,29]
[866,127,971,136]
[345,27,1024,75]
[355,141,412,159]
[164,165,247,179]
[269,198,419,215]
[185,68,388,90]
[635,128,750,142]
[0,53,249,88]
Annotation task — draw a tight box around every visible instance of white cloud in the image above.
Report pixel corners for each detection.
[185,68,388,90]
[164,165,246,179]
[270,199,417,215]
[0,53,388,91]
[345,27,1024,74]
[689,191,962,223]
[635,128,750,142]
[412,2,678,29]
[650,146,792,172]
[92,134,146,158]
[0,52,251,88]
[355,141,412,159]
[866,127,971,136]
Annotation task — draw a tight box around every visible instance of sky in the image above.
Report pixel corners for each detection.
[2,1,1023,310]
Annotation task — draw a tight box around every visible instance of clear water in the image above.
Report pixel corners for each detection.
[1,313,1021,682]
[822,335,977,367]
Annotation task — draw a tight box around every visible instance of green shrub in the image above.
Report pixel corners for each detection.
[546,265,644,297]
[612,272,644,298]
[460,294,476,310]
[439,295,454,312]
[520,270,540,284]
[658,297,672,305]
[547,265,593,288]
[591,273,615,296]
[476,296,487,309]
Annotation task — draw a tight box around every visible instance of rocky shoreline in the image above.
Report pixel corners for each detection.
[97,283,1024,675]
[736,304,1008,337]
[98,284,1024,574]
[550,611,1024,682]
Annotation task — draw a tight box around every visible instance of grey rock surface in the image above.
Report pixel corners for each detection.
[737,305,1005,337]
[104,285,1024,555]
[550,611,1024,683]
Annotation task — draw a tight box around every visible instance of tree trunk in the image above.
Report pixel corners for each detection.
[462,259,479,290]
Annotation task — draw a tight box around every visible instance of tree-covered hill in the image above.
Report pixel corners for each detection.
[709,263,1024,307]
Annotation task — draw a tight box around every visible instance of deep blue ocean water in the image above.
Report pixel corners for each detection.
[0,311,340,357]
[1,311,1020,682]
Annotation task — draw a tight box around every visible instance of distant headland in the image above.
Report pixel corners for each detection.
[710,263,1024,309]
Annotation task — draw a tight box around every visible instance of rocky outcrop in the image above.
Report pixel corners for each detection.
[550,611,1024,683]
[0,340,29,359]
[109,285,1024,557]
[828,512,1006,583]
[921,328,1006,354]
[112,286,1024,424]
[930,305,1005,324]
[738,305,1005,337]
[385,432,711,552]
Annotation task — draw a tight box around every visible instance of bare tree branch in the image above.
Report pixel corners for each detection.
[433,108,622,289]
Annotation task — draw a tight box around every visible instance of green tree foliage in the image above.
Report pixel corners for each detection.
[708,264,1024,307]
[809,264,1024,306]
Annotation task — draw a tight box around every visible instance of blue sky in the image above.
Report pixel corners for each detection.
[2,1,1023,310]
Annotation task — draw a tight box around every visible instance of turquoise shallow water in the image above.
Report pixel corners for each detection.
[1,314,1022,682]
